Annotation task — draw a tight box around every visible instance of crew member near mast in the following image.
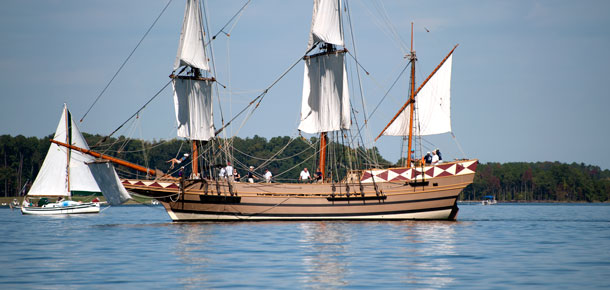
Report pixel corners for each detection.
[225,162,234,182]
[264,169,273,183]
[431,151,439,165]
[247,166,258,183]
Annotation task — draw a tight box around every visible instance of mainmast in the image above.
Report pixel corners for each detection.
[172,0,215,179]
[300,0,350,182]
[318,42,338,182]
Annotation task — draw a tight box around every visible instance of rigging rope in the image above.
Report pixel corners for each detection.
[94,79,172,147]
[80,0,174,123]
[214,43,319,137]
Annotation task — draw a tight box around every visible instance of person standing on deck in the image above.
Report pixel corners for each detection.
[424,152,432,165]
[225,162,234,182]
[233,169,241,182]
[431,151,439,165]
[314,168,322,183]
[299,168,311,183]
[435,149,443,163]
[218,166,226,180]
[247,166,258,183]
[264,169,273,183]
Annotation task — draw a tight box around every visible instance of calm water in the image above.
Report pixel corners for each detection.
[1,203,609,289]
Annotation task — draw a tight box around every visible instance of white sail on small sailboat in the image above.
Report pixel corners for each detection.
[21,104,102,215]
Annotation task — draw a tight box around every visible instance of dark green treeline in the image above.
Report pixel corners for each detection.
[1,134,609,201]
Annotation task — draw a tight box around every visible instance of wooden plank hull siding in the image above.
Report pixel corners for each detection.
[124,160,477,221]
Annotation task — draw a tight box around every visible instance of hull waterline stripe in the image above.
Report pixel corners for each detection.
[167,194,459,208]
[168,205,456,218]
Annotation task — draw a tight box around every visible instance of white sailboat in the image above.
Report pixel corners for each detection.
[21,104,102,215]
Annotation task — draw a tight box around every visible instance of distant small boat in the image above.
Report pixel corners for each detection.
[481,195,497,205]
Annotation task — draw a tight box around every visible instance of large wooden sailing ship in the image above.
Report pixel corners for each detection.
[60,0,477,221]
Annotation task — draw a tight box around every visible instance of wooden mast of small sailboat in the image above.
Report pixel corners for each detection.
[65,105,71,196]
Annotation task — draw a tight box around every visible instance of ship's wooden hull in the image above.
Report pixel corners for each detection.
[124,160,477,222]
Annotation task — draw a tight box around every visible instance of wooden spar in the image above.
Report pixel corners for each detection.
[375,44,459,141]
[50,139,156,176]
[191,140,199,177]
[406,23,416,168]
[319,132,327,182]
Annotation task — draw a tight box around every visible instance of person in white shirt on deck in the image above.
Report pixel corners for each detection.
[299,168,311,183]
[264,169,273,183]
[225,162,234,182]
[431,150,439,165]
[218,167,226,180]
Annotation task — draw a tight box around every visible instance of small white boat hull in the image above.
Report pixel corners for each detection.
[21,202,100,215]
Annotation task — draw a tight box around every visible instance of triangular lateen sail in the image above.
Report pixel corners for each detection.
[27,104,100,197]
[308,0,344,49]
[174,0,209,71]
[383,54,453,136]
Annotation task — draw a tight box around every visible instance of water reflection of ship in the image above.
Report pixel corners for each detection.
[399,221,457,287]
[299,222,351,288]
[173,224,213,287]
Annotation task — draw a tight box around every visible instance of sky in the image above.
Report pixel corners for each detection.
[1,0,609,169]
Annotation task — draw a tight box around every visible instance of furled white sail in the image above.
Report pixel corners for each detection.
[383,54,453,136]
[88,161,131,206]
[28,104,100,197]
[298,53,350,134]
[172,78,214,141]
[308,0,344,49]
[174,0,209,71]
